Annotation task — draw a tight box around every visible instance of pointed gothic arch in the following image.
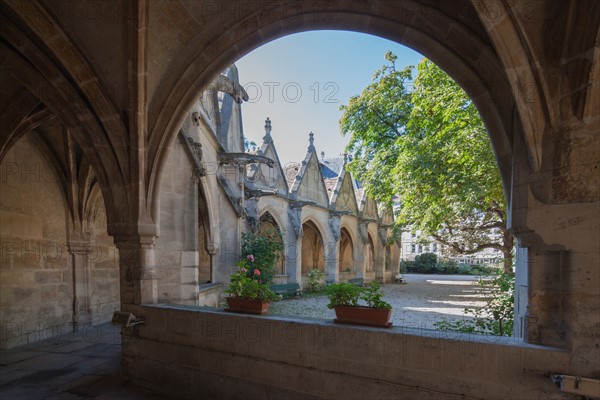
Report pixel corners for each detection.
[366,233,376,273]
[301,220,325,274]
[258,211,285,275]
[339,228,354,273]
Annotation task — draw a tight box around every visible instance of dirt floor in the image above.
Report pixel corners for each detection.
[269,273,492,330]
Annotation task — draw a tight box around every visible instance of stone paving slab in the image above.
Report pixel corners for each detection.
[0,349,44,366]
[0,323,166,399]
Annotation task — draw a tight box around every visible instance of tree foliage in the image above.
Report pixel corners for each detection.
[340,54,513,272]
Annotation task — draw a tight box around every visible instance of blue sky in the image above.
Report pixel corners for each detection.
[236,31,424,165]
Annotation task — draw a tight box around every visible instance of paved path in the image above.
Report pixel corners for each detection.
[0,323,162,400]
[269,274,491,329]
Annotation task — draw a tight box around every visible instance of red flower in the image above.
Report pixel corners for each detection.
[247,254,255,262]
[253,269,261,276]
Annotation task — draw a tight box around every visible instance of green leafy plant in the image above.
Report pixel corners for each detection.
[225,257,279,302]
[361,282,392,310]
[241,229,284,284]
[307,268,325,292]
[326,283,362,309]
[326,281,391,310]
[434,271,514,336]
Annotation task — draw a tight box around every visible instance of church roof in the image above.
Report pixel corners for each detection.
[320,156,345,179]
[285,163,301,190]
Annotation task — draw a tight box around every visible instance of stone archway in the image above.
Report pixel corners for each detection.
[258,212,285,275]
[301,220,324,274]
[338,228,354,273]
[148,2,524,224]
[366,234,376,273]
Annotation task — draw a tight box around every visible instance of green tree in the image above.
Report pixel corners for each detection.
[340,54,514,273]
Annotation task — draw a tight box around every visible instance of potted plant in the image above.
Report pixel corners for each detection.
[326,281,392,327]
[224,255,280,314]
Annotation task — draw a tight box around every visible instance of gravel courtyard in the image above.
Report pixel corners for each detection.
[269,274,492,329]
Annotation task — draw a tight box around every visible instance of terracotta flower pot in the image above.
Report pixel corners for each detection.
[333,305,392,328]
[225,297,271,315]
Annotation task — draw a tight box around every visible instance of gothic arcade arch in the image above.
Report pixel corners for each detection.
[258,211,285,275]
[366,233,376,273]
[147,3,527,224]
[339,228,354,273]
[301,220,325,274]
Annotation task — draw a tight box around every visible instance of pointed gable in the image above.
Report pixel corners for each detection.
[362,195,379,220]
[247,118,288,193]
[256,144,288,193]
[379,205,394,225]
[289,133,329,207]
[330,168,359,215]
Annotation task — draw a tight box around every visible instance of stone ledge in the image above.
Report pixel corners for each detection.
[120,304,574,400]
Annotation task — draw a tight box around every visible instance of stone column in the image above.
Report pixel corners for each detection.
[327,214,341,283]
[513,243,528,339]
[356,222,368,278]
[114,235,158,306]
[325,240,339,284]
[524,246,568,347]
[285,229,301,284]
[286,206,303,284]
[375,227,388,283]
[181,176,200,303]
[68,241,92,327]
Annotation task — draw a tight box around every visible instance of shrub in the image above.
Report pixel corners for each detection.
[434,272,514,336]
[414,252,438,273]
[436,259,458,274]
[240,229,284,284]
[457,264,473,275]
[307,269,325,292]
[225,262,279,302]
[400,260,414,273]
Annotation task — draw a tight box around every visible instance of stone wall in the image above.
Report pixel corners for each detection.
[0,134,120,348]
[155,137,195,303]
[0,136,71,347]
[88,204,120,324]
[122,304,578,400]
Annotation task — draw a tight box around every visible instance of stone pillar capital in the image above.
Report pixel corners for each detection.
[112,233,157,249]
[67,242,92,255]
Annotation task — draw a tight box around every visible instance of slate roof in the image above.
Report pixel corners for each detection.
[320,156,345,179]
